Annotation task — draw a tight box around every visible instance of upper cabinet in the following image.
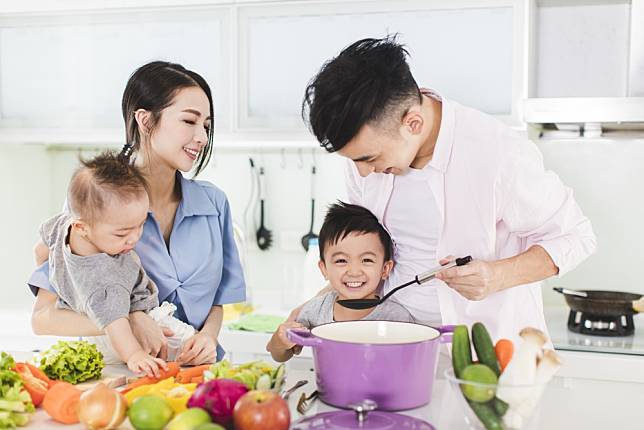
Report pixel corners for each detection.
[0,7,231,132]
[2,0,641,144]
[524,0,644,126]
[533,0,633,98]
[238,2,518,129]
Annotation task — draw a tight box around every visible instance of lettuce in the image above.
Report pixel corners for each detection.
[0,352,34,428]
[39,341,104,384]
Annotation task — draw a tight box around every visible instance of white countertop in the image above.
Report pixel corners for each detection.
[9,350,644,430]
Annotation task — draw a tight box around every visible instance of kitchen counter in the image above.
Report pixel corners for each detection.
[10,350,644,430]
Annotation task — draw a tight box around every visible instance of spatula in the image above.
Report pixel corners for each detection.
[337,256,472,310]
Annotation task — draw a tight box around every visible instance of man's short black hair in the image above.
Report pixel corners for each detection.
[302,35,421,152]
[318,201,393,262]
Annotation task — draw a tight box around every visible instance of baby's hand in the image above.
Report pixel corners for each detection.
[127,350,167,378]
[275,321,306,353]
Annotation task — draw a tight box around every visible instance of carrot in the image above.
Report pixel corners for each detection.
[157,361,180,379]
[42,382,82,424]
[495,339,514,372]
[120,362,180,394]
[176,365,211,383]
[191,376,204,384]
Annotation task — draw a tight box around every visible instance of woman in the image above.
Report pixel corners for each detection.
[29,61,246,365]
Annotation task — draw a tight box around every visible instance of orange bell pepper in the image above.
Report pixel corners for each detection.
[14,362,50,406]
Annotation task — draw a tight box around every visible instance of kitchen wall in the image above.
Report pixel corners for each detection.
[4,134,643,315]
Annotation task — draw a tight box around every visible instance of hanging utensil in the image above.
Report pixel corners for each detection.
[337,256,472,310]
[256,166,273,250]
[553,287,644,315]
[301,165,318,251]
[242,158,260,242]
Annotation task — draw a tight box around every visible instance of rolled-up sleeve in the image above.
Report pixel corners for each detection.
[497,137,597,276]
[28,262,55,296]
[212,198,246,305]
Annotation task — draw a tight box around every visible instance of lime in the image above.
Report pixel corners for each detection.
[128,395,174,430]
[194,423,226,430]
[167,408,212,430]
[460,364,498,403]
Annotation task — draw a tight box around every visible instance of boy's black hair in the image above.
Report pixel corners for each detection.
[318,201,392,261]
[302,35,421,152]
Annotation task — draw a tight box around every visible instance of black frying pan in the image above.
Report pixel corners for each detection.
[553,287,643,316]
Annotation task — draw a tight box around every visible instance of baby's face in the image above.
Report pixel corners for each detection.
[319,232,393,300]
[85,193,149,256]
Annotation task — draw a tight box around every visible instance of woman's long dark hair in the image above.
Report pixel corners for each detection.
[120,61,214,176]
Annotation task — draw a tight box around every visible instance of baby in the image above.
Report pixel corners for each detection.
[34,151,194,375]
[267,202,414,362]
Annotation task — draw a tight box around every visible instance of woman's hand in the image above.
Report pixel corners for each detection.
[176,332,217,365]
[130,311,174,359]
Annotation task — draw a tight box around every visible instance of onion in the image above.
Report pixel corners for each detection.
[78,383,127,430]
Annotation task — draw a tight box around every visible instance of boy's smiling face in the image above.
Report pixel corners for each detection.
[319,232,394,300]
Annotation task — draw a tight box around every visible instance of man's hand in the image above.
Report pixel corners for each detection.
[130,311,174,359]
[435,255,504,301]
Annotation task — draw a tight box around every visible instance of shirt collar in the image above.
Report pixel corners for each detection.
[175,172,219,218]
[421,88,455,173]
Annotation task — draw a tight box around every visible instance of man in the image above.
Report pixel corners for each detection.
[301,36,596,342]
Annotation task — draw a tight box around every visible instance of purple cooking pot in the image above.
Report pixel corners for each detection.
[287,320,453,411]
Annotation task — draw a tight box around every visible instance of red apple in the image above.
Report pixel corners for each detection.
[233,390,290,430]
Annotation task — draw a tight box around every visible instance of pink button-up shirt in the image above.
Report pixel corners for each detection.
[345,91,596,344]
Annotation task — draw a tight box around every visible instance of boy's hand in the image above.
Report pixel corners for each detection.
[274,321,305,354]
[127,350,167,378]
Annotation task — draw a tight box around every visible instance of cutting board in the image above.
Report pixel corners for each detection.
[75,371,128,391]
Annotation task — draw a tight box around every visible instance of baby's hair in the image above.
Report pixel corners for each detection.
[68,150,148,224]
[318,201,393,261]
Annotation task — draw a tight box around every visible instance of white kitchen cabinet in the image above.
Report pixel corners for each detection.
[0,7,232,131]
[534,0,632,98]
[238,1,517,129]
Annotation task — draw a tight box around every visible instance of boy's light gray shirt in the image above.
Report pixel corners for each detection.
[40,213,159,330]
[296,291,415,328]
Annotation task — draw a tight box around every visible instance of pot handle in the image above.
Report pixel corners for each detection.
[287,328,323,347]
[437,325,456,344]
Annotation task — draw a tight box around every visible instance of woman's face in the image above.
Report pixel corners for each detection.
[145,86,211,173]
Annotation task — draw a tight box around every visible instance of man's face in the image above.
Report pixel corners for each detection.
[338,122,423,177]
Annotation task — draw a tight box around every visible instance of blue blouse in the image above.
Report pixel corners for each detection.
[28,174,246,360]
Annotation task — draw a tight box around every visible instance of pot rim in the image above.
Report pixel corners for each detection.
[309,320,443,346]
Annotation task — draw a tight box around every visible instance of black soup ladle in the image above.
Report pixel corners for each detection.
[336,256,473,310]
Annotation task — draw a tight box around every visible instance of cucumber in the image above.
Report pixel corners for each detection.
[471,322,501,376]
[468,401,503,430]
[492,397,509,417]
[452,325,473,378]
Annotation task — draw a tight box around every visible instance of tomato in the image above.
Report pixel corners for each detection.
[14,362,50,406]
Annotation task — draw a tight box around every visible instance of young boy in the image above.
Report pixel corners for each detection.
[267,202,414,362]
[34,151,195,376]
